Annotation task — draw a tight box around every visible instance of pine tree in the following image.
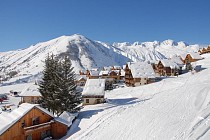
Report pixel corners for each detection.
[38,54,60,115]
[57,55,82,114]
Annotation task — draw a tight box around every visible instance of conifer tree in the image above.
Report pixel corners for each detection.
[38,54,60,115]
[39,54,82,116]
[57,55,82,114]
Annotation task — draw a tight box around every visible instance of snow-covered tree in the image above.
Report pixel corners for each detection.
[38,54,60,115]
[39,54,82,116]
[57,55,82,114]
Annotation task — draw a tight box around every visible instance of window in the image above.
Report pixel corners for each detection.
[96,99,101,104]
[32,117,40,125]
[86,99,89,103]
[27,134,32,140]
[22,120,25,128]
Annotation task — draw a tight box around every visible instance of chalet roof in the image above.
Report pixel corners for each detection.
[75,75,87,81]
[82,79,105,96]
[113,65,121,69]
[99,70,109,76]
[170,56,184,67]
[189,52,202,59]
[128,62,155,78]
[160,59,180,69]
[19,84,41,97]
[109,70,120,75]
[89,70,99,76]
[0,103,54,135]
[180,52,202,60]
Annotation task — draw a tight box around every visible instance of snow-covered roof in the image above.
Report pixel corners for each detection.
[189,52,202,59]
[99,70,109,76]
[75,75,87,81]
[19,84,41,97]
[113,66,121,69]
[0,103,54,135]
[128,62,155,78]
[82,79,105,96]
[160,59,180,69]
[56,111,78,127]
[109,70,120,75]
[89,70,99,76]
[180,52,202,60]
[170,56,184,66]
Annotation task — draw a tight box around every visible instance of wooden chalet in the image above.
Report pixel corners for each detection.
[112,65,122,70]
[19,84,41,104]
[156,59,179,76]
[180,52,202,64]
[125,62,156,87]
[99,70,121,83]
[82,79,106,105]
[75,75,87,86]
[0,103,69,140]
[87,70,100,79]
[199,46,210,54]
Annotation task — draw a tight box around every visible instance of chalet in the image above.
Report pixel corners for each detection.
[207,46,210,52]
[112,65,121,70]
[75,75,87,86]
[156,59,180,76]
[125,62,156,87]
[82,79,106,105]
[170,56,185,74]
[109,70,121,83]
[87,70,100,79]
[180,52,202,64]
[19,84,41,104]
[0,103,69,140]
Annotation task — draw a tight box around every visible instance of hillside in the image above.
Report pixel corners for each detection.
[62,54,210,140]
[0,34,201,79]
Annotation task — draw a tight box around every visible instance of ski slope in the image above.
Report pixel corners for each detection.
[62,54,210,140]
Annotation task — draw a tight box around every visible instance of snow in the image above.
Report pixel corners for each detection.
[128,62,155,78]
[57,111,78,127]
[161,59,180,69]
[0,35,203,84]
[61,54,210,140]
[82,79,105,96]
[19,84,41,97]
[189,52,203,59]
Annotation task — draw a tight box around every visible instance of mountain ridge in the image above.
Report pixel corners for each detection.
[0,34,202,77]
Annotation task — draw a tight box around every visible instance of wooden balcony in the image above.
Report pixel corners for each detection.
[24,121,54,135]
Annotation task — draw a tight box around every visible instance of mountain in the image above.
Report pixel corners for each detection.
[0,34,201,78]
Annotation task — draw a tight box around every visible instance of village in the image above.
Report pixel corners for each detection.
[0,47,209,140]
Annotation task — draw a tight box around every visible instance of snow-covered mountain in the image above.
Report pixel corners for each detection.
[0,34,201,77]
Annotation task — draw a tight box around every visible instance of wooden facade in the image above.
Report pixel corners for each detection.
[182,54,201,64]
[0,106,68,140]
[124,64,154,87]
[75,77,86,86]
[199,46,210,54]
[156,61,178,76]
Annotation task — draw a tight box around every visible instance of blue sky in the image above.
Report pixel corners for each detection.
[0,0,210,52]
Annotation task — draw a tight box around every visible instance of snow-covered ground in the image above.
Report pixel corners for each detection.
[61,54,210,140]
